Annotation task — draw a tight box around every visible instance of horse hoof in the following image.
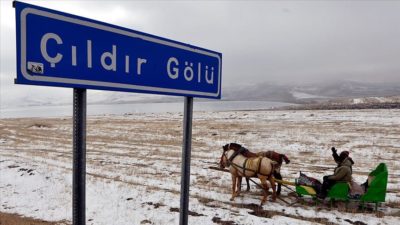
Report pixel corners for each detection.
[260,197,267,204]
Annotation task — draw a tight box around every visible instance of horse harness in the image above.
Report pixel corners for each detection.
[228,147,247,162]
[224,147,274,177]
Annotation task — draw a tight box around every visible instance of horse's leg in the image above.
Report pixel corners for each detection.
[246,177,250,191]
[258,176,269,205]
[274,171,282,196]
[230,174,237,201]
[269,175,277,201]
[236,177,242,196]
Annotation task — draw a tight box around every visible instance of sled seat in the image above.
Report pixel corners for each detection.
[360,163,388,211]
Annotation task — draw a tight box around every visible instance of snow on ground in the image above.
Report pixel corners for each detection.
[350,96,399,105]
[290,91,327,99]
[1,109,400,224]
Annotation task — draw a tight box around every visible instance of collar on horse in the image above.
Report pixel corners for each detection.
[228,146,247,162]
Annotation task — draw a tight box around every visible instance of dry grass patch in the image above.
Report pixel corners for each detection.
[27,122,52,129]
[385,200,400,209]
[0,212,67,225]
[299,151,314,156]
[230,203,339,225]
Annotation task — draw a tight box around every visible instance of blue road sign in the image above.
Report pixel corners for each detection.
[15,1,222,99]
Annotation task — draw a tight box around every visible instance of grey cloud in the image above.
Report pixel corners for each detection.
[1,0,400,107]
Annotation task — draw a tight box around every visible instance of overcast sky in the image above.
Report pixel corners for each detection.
[1,0,400,107]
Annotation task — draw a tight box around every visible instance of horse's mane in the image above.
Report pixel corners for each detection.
[229,143,242,148]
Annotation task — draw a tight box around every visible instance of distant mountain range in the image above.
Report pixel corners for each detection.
[4,80,400,108]
[222,80,400,104]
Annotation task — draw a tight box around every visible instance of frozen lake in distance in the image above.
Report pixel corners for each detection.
[0,100,295,118]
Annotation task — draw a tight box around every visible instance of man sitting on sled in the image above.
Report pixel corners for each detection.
[317,147,354,199]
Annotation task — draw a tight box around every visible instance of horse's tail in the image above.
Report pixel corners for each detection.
[281,154,290,164]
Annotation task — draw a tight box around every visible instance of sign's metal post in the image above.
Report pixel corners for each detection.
[73,88,87,225]
[179,96,193,225]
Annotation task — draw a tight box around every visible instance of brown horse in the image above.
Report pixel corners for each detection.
[219,143,277,204]
[222,143,290,195]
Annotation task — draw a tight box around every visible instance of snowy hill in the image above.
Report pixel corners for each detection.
[223,81,400,104]
[2,80,400,108]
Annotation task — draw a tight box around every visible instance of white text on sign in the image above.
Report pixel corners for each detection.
[40,32,214,84]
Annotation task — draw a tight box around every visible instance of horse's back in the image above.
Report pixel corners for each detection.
[244,156,262,170]
[246,156,274,177]
[243,151,258,158]
[257,151,282,163]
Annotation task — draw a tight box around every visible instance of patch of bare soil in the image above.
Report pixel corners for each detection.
[27,122,52,129]
[169,207,205,217]
[0,212,66,225]
[231,203,339,225]
[343,219,367,225]
[211,216,237,225]
[140,219,152,224]
[143,202,165,209]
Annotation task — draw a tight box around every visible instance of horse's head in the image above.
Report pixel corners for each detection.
[220,143,244,168]
[219,145,230,168]
[222,143,230,151]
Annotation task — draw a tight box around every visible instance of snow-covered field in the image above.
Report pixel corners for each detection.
[1,109,399,225]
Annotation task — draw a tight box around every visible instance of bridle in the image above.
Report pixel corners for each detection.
[219,143,244,168]
[219,144,231,168]
[219,150,227,168]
